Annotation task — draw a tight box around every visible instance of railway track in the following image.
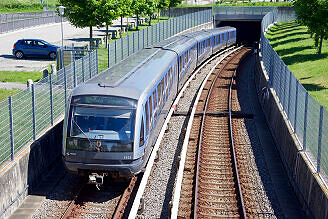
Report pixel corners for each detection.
[60,176,137,219]
[175,47,252,218]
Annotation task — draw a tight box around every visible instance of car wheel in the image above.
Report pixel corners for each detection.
[15,51,24,59]
[49,52,56,60]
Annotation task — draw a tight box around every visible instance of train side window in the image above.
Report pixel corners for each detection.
[145,102,149,136]
[179,55,183,73]
[154,88,158,119]
[149,95,153,129]
[140,117,144,146]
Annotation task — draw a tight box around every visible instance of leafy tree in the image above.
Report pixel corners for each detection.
[131,0,147,30]
[97,0,119,43]
[294,0,328,54]
[58,0,100,40]
[115,0,133,35]
[144,0,157,26]
[157,0,169,21]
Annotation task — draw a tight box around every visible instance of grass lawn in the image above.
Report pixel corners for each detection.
[97,17,170,73]
[266,20,328,108]
[0,71,42,82]
[0,0,58,13]
[0,88,21,102]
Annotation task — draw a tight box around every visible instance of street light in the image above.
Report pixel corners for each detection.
[59,6,65,48]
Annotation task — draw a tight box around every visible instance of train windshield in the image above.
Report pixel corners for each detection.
[66,95,137,152]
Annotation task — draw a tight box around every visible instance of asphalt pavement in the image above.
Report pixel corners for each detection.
[0,18,129,72]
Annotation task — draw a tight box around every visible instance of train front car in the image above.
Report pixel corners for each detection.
[62,86,142,184]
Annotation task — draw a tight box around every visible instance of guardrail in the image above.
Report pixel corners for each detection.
[0,11,63,34]
[260,10,328,179]
[0,9,213,170]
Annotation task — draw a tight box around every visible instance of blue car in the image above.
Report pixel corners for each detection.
[13,39,59,59]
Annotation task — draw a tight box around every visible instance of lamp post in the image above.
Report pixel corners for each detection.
[59,6,65,48]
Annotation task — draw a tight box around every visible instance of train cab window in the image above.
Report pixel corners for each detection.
[140,117,144,146]
[145,102,149,136]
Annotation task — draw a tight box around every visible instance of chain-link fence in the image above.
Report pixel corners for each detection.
[106,9,212,69]
[0,11,63,34]
[260,10,328,177]
[0,50,98,168]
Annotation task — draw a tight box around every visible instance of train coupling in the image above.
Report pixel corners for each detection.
[88,173,106,186]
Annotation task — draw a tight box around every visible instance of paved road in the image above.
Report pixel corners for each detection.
[0,18,129,72]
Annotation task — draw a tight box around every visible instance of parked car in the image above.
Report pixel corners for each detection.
[12,39,60,59]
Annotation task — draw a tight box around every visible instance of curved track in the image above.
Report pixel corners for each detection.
[177,48,251,218]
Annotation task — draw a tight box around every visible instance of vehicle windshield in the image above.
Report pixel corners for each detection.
[68,95,137,142]
[40,40,51,45]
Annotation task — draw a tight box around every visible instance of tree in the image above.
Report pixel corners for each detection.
[131,0,147,30]
[97,0,119,43]
[115,0,133,35]
[157,0,169,21]
[58,0,100,41]
[144,0,157,26]
[294,0,328,54]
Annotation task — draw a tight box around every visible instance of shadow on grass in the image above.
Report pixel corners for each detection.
[302,83,327,92]
[276,46,313,56]
[267,30,308,42]
[267,26,304,36]
[282,53,328,65]
[300,76,313,80]
[270,37,306,48]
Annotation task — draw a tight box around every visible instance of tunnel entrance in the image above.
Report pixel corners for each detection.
[216,20,262,46]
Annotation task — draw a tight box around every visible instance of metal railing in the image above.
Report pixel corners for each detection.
[0,9,213,169]
[106,9,212,68]
[0,50,98,168]
[260,10,328,178]
[0,11,62,34]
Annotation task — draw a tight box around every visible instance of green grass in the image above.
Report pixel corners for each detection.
[0,0,58,13]
[266,20,328,108]
[0,88,21,102]
[0,71,43,82]
[97,17,170,73]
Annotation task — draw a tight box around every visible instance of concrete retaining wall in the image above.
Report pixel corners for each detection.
[255,54,328,219]
[0,121,63,218]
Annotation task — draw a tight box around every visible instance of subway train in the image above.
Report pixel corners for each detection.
[62,27,236,184]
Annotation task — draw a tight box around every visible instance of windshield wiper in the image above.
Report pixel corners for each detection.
[71,115,94,147]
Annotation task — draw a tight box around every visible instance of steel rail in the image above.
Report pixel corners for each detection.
[228,59,247,219]
[193,48,246,219]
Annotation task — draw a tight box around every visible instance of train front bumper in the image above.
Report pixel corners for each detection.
[62,156,144,177]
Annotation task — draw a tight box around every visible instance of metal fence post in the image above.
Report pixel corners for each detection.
[115,40,117,64]
[127,34,130,57]
[147,27,149,46]
[8,96,14,161]
[96,50,98,75]
[32,84,36,140]
[121,37,123,60]
[158,23,160,42]
[64,66,67,106]
[287,70,292,118]
[73,60,76,87]
[294,80,298,133]
[317,105,324,173]
[107,43,110,68]
[282,64,287,110]
[143,28,145,48]
[302,92,309,151]
[138,30,140,51]
[82,56,85,82]
[89,53,92,78]
[133,33,135,54]
[49,74,54,125]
